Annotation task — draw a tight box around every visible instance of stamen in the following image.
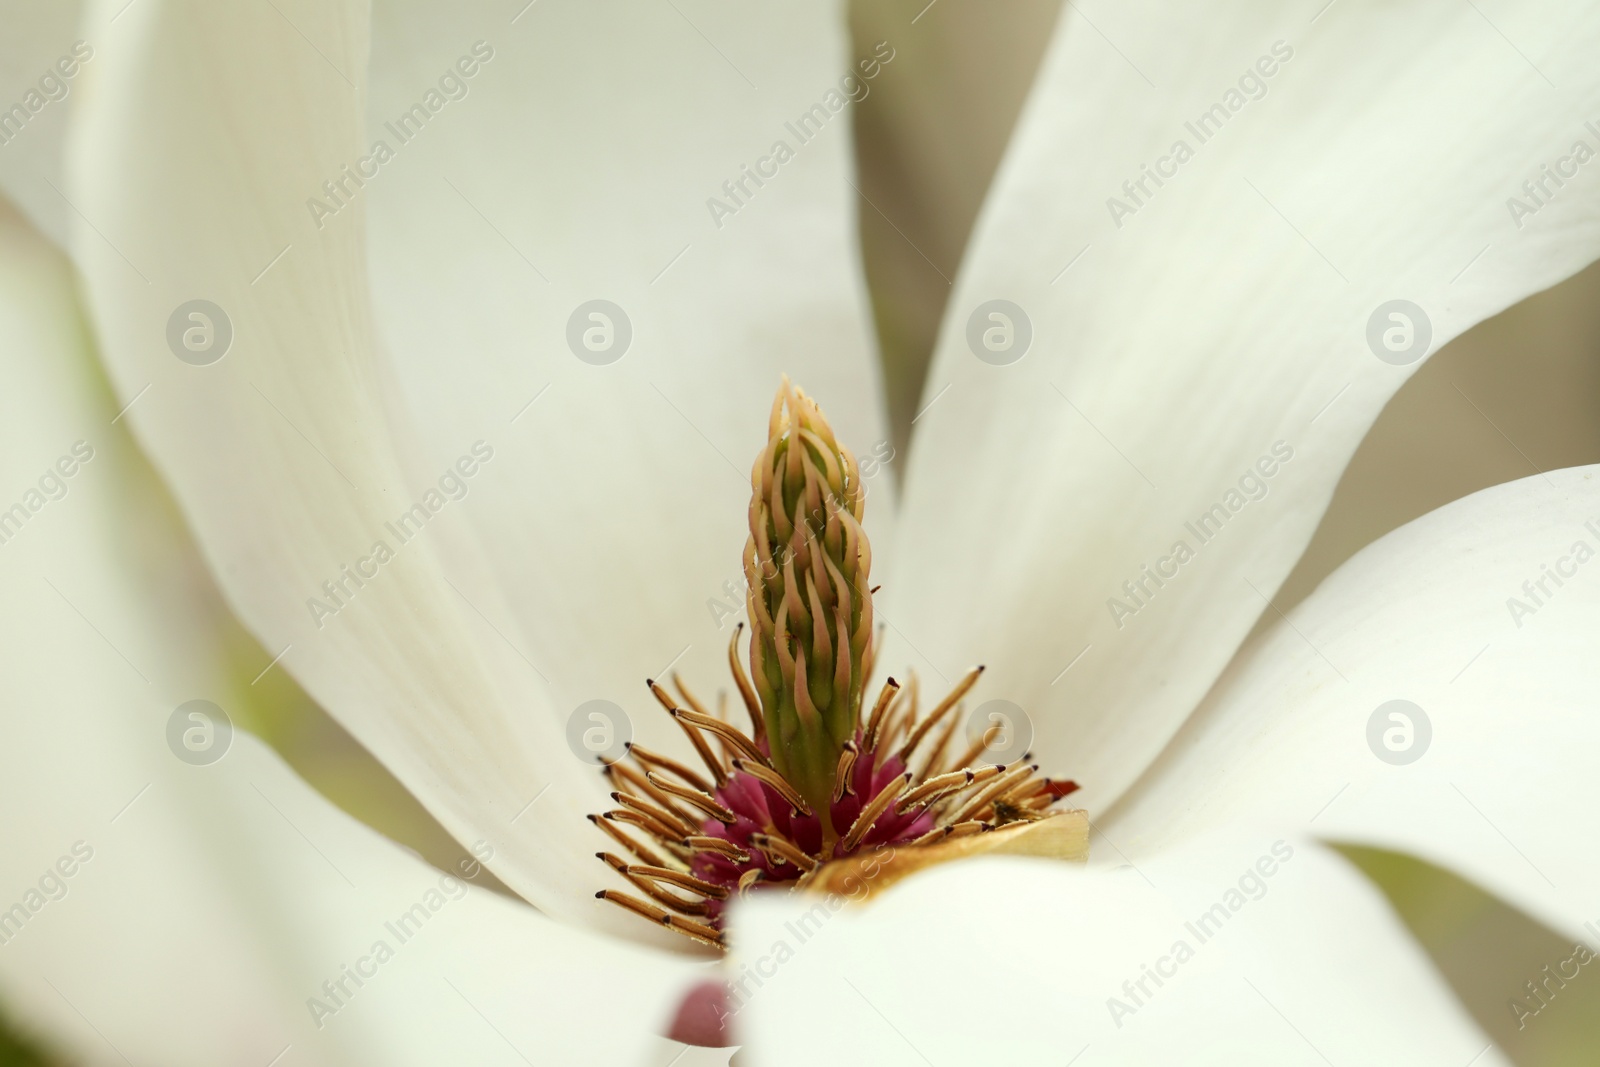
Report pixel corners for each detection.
[917,700,965,779]
[648,680,728,787]
[685,836,751,864]
[727,623,765,742]
[899,675,921,742]
[896,764,1005,814]
[998,778,1045,806]
[626,864,731,901]
[831,740,860,802]
[749,833,819,872]
[671,674,736,763]
[607,761,697,824]
[603,809,691,849]
[730,758,813,816]
[596,853,711,915]
[877,677,917,756]
[840,772,912,852]
[647,772,736,823]
[670,704,767,766]
[948,721,1005,774]
[626,743,713,795]
[596,890,724,949]
[670,673,713,719]
[861,678,900,750]
[611,790,698,839]
[947,763,1037,825]
[898,665,983,762]
[587,812,673,870]
[596,888,670,922]
[664,914,728,948]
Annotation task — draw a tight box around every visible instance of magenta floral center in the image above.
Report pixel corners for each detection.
[689,733,936,924]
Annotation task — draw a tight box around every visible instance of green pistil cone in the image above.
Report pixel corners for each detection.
[745,379,874,817]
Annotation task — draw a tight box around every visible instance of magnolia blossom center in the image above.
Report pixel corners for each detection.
[588,380,1082,950]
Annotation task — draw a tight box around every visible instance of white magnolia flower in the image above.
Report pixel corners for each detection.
[3,0,1598,1063]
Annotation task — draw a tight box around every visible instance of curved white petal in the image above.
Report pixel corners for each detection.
[363,0,889,738]
[63,0,643,932]
[6,735,703,1067]
[0,199,698,1065]
[1105,465,1600,943]
[0,0,86,247]
[730,833,1501,1065]
[883,0,1600,811]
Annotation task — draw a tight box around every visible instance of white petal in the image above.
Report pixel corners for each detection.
[64,0,637,931]
[6,737,703,1067]
[0,0,86,247]
[882,0,1600,811]
[363,0,890,734]
[730,832,1501,1065]
[1105,464,1600,942]
[0,198,698,1065]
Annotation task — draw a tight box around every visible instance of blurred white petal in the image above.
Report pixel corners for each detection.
[364,0,889,745]
[883,0,1600,811]
[0,0,86,246]
[1106,464,1600,943]
[731,833,1502,1065]
[65,0,634,931]
[0,198,697,1065]
[5,733,704,1067]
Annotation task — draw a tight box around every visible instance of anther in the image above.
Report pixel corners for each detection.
[749,833,819,872]
[841,772,912,852]
[685,836,751,864]
[647,773,737,823]
[626,743,713,795]
[731,758,813,816]
[832,740,860,802]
